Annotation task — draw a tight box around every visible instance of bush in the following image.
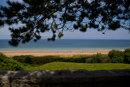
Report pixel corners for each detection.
[0,53,24,71]
[62,57,87,63]
[86,53,111,63]
[24,57,33,64]
[13,55,33,63]
[13,55,63,64]
[124,48,130,63]
[13,55,88,64]
[108,50,124,63]
[0,53,7,62]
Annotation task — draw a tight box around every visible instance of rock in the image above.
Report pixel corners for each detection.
[0,69,130,87]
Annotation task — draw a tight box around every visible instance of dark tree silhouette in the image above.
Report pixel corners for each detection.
[0,0,130,46]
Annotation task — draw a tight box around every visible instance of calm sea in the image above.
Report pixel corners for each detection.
[0,39,130,51]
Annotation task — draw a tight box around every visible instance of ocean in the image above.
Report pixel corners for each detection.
[0,39,130,51]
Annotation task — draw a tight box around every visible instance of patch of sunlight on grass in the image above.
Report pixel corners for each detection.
[24,62,130,71]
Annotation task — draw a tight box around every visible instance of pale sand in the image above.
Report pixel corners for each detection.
[58,51,69,53]
[0,50,123,57]
[72,50,82,53]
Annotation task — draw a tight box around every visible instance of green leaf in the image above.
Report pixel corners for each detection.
[54,23,58,29]
[77,20,80,25]
[58,32,64,38]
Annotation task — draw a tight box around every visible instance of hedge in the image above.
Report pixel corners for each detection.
[0,53,24,71]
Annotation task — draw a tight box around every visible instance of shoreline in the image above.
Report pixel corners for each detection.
[0,50,124,57]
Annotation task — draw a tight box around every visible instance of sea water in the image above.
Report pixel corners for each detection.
[0,39,130,51]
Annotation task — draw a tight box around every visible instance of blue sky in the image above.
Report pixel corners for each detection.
[0,0,130,40]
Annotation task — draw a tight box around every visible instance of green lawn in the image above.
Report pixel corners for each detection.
[24,62,130,71]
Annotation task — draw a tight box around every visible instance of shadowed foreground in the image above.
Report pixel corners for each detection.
[0,69,130,87]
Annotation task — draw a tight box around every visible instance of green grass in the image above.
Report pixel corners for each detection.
[24,62,130,71]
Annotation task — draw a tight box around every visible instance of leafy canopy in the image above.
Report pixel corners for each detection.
[0,0,130,46]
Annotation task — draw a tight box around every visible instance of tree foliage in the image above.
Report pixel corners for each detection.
[86,53,111,63]
[108,50,124,63]
[124,48,130,63]
[0,53,24,70]
[108,49,130,63]
[0,0,130,46]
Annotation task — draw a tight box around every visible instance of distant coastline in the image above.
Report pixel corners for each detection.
[1,49,123,57]
[0,39,130,51]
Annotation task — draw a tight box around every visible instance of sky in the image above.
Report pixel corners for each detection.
[0,0,130,40]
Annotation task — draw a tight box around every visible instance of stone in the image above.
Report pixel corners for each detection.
[0,69,130,87]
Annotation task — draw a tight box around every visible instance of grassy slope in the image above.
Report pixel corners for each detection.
[24,62,130,71]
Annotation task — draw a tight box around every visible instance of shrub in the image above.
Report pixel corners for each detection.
[13,55,88,64]
[0,53,24,71]
[30,56,61,64]
[124,48,130,53]
[24,56,33,64]
[13,55,63,64]
[124,48,130,63]
[13,55,33,63]
[0,53,7,62]
[86,53,111,63]
[108,50,124,63]
[62,57,87,63]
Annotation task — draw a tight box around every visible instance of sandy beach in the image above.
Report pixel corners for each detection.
[0,50,120,57]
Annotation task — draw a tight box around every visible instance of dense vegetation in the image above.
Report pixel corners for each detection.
[0,49,130,71]
[13,55,88,65]
[13,49,130,64]
[0,53,24,71]
[108,49,130,63]
[86,53,111,63]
